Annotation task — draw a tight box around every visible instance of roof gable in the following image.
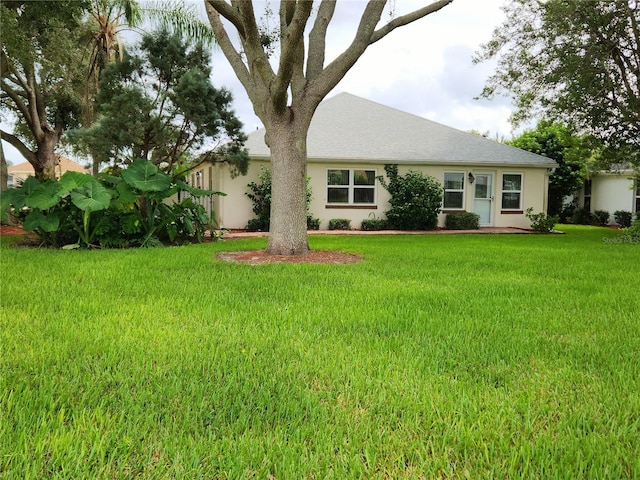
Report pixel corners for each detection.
[244,92,557,168]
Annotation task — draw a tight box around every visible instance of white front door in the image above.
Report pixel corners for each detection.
[473,173,494,226]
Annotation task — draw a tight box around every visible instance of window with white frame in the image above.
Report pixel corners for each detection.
[501,173,523,210]
[635,181,640,213]
[443,172,465,209]
[327,169,376,205]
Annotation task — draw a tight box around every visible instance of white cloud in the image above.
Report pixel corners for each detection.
[209,0,519,138]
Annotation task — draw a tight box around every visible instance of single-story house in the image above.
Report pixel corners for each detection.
[192,92,558,230]
[7,156,89,187]
[578,167,639,223]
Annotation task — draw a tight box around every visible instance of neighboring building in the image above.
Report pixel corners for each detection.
[193,93,558,230]
[7,156,89,187]
[578,168,639,224]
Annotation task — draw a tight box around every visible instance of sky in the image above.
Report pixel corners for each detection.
[2,0,522,164]
[202,0,518,138]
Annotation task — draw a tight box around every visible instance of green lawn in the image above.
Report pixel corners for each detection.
[1,226,639,478]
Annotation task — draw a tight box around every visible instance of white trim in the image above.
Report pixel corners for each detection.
[501,172,524,211]
[443,171,466,210]
[326,168,377,206]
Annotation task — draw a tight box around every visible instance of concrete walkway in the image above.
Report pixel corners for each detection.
[220,227,532,239]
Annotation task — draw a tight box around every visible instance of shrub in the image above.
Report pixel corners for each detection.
[246,166,314,231]
[525,207,559,232]
[328,218,351,230]
[245,167,272,231]
[559,201,577,224]
[361,218,389,231]
[593,210,610,226]
[614,210,633,228]
[624,220,640,242]
[605,219,640,244]
[445,212,480,230]
[307,216,320,230]
[572,207,594,225]
[0,160,218,248]
[377,164,443,230]
[246,217,269,232]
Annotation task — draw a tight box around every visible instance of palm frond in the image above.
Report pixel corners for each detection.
[142,1,216,47]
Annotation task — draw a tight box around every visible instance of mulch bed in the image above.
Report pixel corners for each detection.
[0,225,28,236]
[216,250,362,265]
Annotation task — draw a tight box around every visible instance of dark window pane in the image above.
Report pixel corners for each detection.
[444,191,463,209]
[584,179,592,196]
[354,188,374,203]
[503,174,522,191]
[475,184,488,199]
[354,170,375,186]
[328,170,349,186]
[328,188,349,203]
[502,192,521,209]
[444,172,464,190]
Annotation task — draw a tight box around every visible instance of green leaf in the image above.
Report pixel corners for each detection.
[23,210,60,232]
[59,171,96,196]
[112,181,138,207]
[121,159,171,192]
[70,182,112,212]
[25,180,63,210]
[5,177,41,210]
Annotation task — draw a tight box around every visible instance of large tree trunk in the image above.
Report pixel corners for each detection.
[33,131,61,181]
[0,139,7,192]
[265,118,310,255]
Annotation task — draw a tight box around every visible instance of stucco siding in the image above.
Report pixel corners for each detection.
[591,174,635,222]
[211,161,550,230]
[214,160,267,229]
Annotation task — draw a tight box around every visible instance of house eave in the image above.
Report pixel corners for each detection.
[246,155,557,170]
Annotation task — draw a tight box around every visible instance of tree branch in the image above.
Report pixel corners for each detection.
[306,0,337,81]
[234,0,277,90]
[204,4,253,93]
[206,0,274,122]
[308,1,385,100]
[205,0,245,36]
[0,128,36,163]
[370,0,454,44]
[1,80,32,127]
[272,1,313,112]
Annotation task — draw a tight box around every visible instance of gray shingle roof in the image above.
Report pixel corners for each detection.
[244,92,558,168]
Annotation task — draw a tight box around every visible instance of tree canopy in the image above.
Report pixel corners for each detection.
[508,122,598,217]
[1,1,89,179]
[475,0,640,166]
[68,30,248,176]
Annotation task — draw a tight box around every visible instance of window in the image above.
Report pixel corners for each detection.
[501,173,522,210]
[327,169,376,205]
[443,172,465,209]
[635,181,640,213]
[583,179,592,211]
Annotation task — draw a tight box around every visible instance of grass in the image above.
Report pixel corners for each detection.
[1,225,639,478]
